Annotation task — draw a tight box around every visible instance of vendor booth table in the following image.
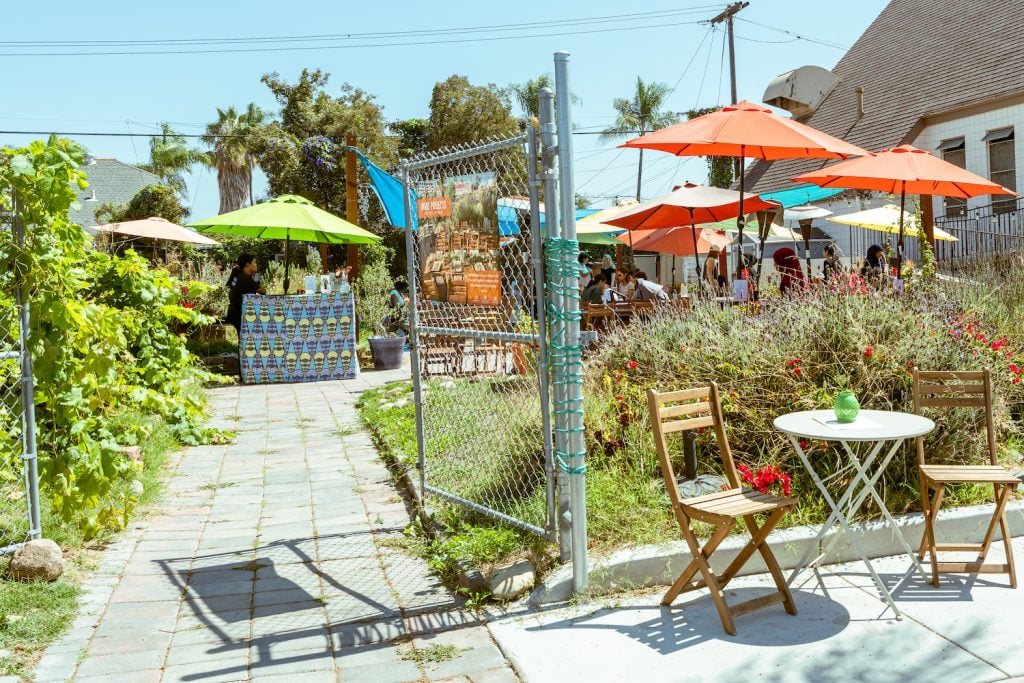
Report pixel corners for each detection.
[238,291,359,384]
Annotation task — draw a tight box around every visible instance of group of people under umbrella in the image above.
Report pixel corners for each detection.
[574,101,1015,302]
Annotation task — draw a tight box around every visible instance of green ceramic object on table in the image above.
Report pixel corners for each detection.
[833,390,860,423]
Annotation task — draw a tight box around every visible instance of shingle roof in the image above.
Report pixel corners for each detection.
[748,0,1024,193]
[70,158,161,228]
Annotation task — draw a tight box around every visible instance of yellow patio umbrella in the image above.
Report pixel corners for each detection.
[829,204,958,242]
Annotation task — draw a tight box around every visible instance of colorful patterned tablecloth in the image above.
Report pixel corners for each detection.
[239,292,359,384]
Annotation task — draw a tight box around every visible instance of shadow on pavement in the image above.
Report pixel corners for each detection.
[526,589,850,654]
[154,528,459,681]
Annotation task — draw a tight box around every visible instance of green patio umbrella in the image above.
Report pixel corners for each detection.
[191,194,379,293]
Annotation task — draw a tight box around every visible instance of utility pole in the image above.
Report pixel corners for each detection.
[710,1,749,181]
[710,1,748,276]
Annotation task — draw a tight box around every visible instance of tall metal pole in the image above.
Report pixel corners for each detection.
[555,50,587,595]
[538,86,569,563]
[12,192,40,541]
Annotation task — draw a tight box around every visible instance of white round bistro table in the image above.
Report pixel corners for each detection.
[773,409,935,618]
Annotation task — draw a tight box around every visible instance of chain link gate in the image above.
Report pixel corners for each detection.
[401,130,557,540]
[0,190,42,555]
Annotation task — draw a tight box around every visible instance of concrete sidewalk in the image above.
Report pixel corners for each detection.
[34,363,518,683]
[488,537,1024,683]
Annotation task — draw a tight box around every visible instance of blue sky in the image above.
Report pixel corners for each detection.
[2,1,888,220]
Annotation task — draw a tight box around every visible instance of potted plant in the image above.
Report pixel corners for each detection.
[355,252,405,370]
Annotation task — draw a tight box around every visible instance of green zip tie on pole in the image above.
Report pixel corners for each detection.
[545,236,586,475]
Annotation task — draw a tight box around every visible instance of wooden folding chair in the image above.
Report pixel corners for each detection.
[912,368,1019,588]
[648,383,798,635]
[583,303,616,335]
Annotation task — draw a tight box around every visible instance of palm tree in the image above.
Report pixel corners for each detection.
[510,74,553,119]
[510,73,581,119]
[201,104,266,213]
[599,77,678,200]
[141,123,205,196]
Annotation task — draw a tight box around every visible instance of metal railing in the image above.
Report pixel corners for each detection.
[934,196,1024,265]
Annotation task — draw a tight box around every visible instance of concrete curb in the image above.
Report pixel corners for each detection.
[530,500,1024,605]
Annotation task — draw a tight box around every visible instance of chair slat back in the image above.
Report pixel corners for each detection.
[648,382,741,512]
[912,367,997,465]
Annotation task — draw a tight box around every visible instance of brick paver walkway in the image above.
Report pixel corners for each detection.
[35,368,518,682]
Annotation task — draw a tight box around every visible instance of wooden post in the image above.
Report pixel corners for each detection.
[921,194,935,248]
[346,134,360,282]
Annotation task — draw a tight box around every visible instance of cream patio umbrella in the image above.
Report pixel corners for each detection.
[96,217,221,245]
[830,204,959,242]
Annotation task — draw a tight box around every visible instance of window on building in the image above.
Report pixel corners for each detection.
[937,137,966,217]
[984,127,1017,215]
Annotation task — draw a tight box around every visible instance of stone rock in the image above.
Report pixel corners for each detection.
[486,559,535,601]
[120,445,142,462]
[9,539,64,582]
[130,479,145,497]
[393,398,409,409]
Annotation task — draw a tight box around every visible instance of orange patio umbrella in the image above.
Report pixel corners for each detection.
[621,101,869,278]
[617,227,732,288]
[793,144,1017,273]
[604,181,775,282]
[618,226,732,255]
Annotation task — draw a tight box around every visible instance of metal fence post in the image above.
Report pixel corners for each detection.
[555,50,587,594]
[527,123,557,541]
[12,192,41,540]
[401,167,428,499]
[538,86,570,563]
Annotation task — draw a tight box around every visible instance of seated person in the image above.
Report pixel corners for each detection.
[632,271,669,302]
[382,282,409,336]
[581,274,608,305]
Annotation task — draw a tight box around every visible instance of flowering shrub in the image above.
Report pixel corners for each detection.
[583,281,1024,547]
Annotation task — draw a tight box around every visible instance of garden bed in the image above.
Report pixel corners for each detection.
[359,268,1024,585]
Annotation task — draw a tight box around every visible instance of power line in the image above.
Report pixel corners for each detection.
[0,12,713,57]
[736,17,849,51]
[1,7,720,47]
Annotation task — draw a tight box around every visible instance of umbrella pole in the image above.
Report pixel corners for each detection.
[896,186,906,279]
[689,208,702,296]
[735,144,745,281]
[283,232,291,294]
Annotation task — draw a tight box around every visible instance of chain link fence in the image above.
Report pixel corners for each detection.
[402,133,556,539]
[0,190,41,555]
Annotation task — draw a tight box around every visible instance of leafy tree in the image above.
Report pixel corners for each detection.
[94,184,189,225]
[139,123,205,196]
[251,69,396,222]
[389,118,430,160]
[686,106,734,189]
[599,77,679,200]
[426,75,519,150]
[202,103,266,212]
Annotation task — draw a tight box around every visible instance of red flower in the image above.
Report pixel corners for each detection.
[1011,364,1021,375]
[1014,377,1022,385]
[615,394,624,402]
[626,360,639,370]
[863,345,875,358]
[798,439,809,450]
[182,302,195,309]
[785,358,803,368]
[976,333,987,343]
[792,367,802,376]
